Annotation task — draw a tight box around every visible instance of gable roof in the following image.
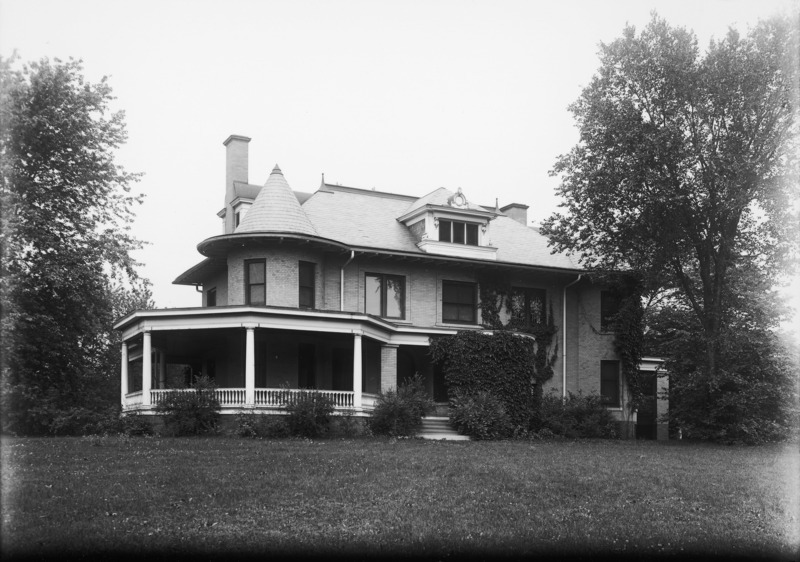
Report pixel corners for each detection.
[236,165,318,236]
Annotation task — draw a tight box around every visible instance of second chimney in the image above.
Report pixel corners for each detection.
[500,203,529,226]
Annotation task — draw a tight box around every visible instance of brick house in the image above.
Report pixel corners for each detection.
[114,135,668,439]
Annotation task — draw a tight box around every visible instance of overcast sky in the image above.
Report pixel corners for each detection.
[1,0,796,311]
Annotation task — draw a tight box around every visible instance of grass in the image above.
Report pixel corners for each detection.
[1,436,798,559]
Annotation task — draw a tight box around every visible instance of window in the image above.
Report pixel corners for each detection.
[299,261,315,309]
[207,288,217,307]
[510,288,546,326]
[600,360,621,407]
[365,274,405,319]
[439,220,479,246]
[442,281,477,323]
[601,291,621,332]
[245,259,266,305]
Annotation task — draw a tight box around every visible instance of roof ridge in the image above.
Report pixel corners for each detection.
[321,183,418,201]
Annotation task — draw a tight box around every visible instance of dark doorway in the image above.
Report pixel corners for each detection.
[332,347,353,391]
[636,373,658,440]
[298,344,316,388]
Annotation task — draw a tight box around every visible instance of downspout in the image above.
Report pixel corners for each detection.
[562,274,582,400]
[340,250,355,311]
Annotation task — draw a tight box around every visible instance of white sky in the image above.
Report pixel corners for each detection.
[1,0,797,313]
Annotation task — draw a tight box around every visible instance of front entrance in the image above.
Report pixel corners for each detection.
[636,373,658,440]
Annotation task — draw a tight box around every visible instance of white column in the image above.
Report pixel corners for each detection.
[245,326,255,406]
[142,331,152,406]
[120,342,128,407]
[353,331,363,408]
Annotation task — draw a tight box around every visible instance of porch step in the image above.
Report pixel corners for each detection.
[418,416,470,441]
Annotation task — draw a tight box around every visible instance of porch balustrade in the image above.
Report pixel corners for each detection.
[131,388,360,409]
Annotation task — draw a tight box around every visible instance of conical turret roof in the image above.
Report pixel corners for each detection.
[236,165,318,236]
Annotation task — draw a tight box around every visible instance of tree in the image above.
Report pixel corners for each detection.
[541,14,799,382]
[0,57,150,435]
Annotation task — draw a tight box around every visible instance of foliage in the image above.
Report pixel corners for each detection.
[646,287,800,444]
[541,15,799,383]
[155,376,220,436]
[449,390,514,440]
[284,391,335,438]
[369,374,434,437]
[535,391,618,439]
[234,413,290,438]
[429,331,534,428]
[0,56,149,435]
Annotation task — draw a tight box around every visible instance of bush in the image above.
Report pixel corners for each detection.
[449,391,514,440]
[234,413,290,438]
[536,391,617,439]
[155,375,221,436]
[284,391,334,438]
[369,374,434,437]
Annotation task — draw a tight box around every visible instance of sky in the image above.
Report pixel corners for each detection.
[1,0,797,312]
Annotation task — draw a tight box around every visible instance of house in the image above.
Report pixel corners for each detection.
[114,135,668,439]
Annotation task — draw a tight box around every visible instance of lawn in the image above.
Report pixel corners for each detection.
[1,436,798,559]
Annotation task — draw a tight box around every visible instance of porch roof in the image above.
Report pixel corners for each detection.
[114,305,473,346]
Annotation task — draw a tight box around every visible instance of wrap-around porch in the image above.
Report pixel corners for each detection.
[116,307,456,416]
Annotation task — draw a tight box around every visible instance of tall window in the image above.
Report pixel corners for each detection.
[600,290,621,332]
[299,261,315,309]
[442,281,477,323]
[600,360,621,407]
[510,287,546,326]
[439,220,479,246]
[207,288,217,307]
[365,274,405,319]
[245,259,266,305]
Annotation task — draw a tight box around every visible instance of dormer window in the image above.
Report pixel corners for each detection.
[439,220,479,246]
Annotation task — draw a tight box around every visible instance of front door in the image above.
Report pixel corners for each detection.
[636,373,658,440]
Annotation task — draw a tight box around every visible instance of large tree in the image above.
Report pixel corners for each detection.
[0,57,150,435]
[541,14,799,380]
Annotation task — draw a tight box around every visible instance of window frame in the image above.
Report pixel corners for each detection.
[438,219,480,246]
[511,287,546,327]
[298,261,316,309]
[600,290,621,332]
[365,273,406,320]
[244,259,266,306]
[600,360,621,408]
[442,280,478,324]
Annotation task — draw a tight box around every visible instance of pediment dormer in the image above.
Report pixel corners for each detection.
[397,187,499,260]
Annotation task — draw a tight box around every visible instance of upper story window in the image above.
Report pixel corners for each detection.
[299,261,315,309]
[442,281,477,324]
[510,288,546,326]
[600,360,621,407]
[207,288,217,307]
[245,259,266,306]
[439,220,479,246]
[600,291,621,332]
[366,273,405,319]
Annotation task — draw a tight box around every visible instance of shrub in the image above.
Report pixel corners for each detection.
[536,391,617,439]
[234,413,290,438]
[155,375,221,436]
[284,391,334,438]
[449,391,514,440]
[369,374,434,437]
[118,413,155,436]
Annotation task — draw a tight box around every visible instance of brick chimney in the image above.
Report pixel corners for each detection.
[223,135,251,233]
[500,203,529,226]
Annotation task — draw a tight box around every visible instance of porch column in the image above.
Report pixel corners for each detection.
[353,331,363,408]
[380,344,398,394]
[142,331,152,406]
[245,325,255,406]
[120,342,128,407]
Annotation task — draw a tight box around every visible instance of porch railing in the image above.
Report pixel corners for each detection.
[140,388,356,408]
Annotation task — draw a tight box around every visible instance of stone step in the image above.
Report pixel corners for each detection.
[418,416,469,441]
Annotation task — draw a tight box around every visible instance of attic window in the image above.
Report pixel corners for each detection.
[439,220,479,246]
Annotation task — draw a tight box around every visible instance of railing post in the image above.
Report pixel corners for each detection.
[120,342,128,407]
[142,331,152,406]
[245,325,255,406]
[353,331,363,408]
